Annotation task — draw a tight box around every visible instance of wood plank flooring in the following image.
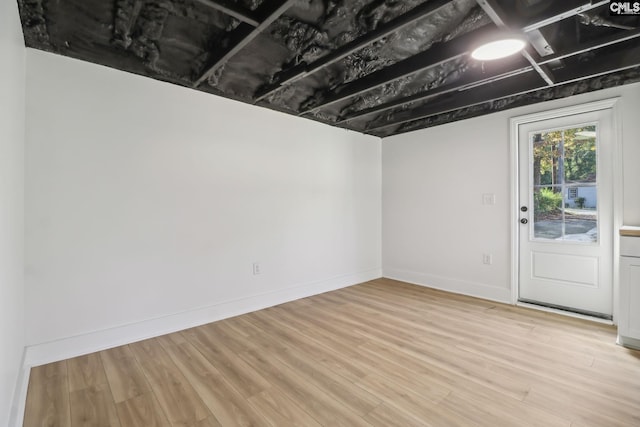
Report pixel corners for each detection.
[23,278,640,426]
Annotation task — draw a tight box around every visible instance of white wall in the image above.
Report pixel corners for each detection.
[383,82,640,303]
[25,51,381,364]
[0,0,26,425]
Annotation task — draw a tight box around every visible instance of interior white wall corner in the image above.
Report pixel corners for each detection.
[0,0,26,425]
[382,82,640,302]
[24,50,382,363]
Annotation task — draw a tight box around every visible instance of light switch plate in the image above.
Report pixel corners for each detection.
[482,193,496,205]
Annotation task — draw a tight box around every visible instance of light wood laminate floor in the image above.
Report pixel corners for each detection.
[24,278,640,426]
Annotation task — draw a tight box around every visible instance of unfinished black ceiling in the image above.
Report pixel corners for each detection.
[17,0,640,137]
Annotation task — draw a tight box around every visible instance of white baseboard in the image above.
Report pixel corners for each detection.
[383,267,512,304]
[617,334,640,350]
[24,268,381,368]
[8,348,29,427]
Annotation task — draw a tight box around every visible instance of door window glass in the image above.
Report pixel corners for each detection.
[531,125,598,243]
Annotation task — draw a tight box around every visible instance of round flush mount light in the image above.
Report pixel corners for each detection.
[471,38,526,61]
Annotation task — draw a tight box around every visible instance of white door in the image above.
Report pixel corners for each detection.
[518,109,614,319]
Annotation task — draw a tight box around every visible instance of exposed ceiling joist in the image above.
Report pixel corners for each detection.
[538,29,640,66]
[521,0,610,33]
[553,42,640,83]
[369,44,640,135]
[301,25,496,115]
[307,0,602,119]
[254,0,453,102]
[341,27,640,125]
[521,49,555,85]
[192,0,259,27]
[194,0,297,87]
[526,29,554,57]
[17,0,640,137]
[476,0,555,85]
[337,58,532,124]
[366,71,548,133]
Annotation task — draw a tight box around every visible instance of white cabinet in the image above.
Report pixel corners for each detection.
[618,227,640,349]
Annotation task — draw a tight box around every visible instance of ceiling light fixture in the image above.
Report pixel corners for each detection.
[471,37,526,61]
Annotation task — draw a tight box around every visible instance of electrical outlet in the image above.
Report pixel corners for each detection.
[252,262,261,275]
[482,254,493,265]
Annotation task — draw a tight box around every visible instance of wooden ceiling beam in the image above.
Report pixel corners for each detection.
[194,0,296,88]
[254,0,454,102]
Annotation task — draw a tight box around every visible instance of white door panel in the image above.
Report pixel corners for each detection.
[531,252,598,287]
[518,109,613,318]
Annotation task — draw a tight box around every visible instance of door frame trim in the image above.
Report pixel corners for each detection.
[509,98,623,322]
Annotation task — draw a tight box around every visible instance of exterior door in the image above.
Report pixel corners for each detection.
[518,109,613,318]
